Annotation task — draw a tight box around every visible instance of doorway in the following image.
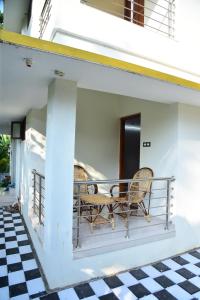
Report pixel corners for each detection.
[120,113,141,179]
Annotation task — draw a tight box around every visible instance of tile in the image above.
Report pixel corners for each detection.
[18,245,32,255]
[103,275,123,289]
[189,251,200,260]
[0,257,7,265]
[128,283,151,298]
[153,262,170,272]
[26,278,45,296]
[40,293,59,300]
[89,279,111,296]
[6,254,21,265]
[20,252,34,261]
[0,275,8,288]
[0,286,9,300]
[5,236,17,242]
[176,267,195,279]
[162,259,181,270]
[141,265,161,278]
[172,256,188,266]
[58,288,79,300]
[184,263,200,276]
[6,247,19,255]
[16,234,28,241]
[130,268,148,280]
[22,259,38,271]
[25,268,41,281]
[8,270,26,285]
[181,254,200,264]
[154,275,174,288]
[189,276,200,289]
[0,265,8,276]
[140,277,163,293]
[117,271,138,286]
[179,280,200,295]
[9,282,28,298]
[167,284,191,300]
[142,295,159,300]
[10,293,30,300]
[18,240,30,247]
[154,289,177,300]
[83,296,99,300]
[7,262,23,273]
[164,270,185,284]
[113,285,137,300]
[5,241,18,249]
[74,283,95,299]
[0,249,6,258]
[99,293,118,300]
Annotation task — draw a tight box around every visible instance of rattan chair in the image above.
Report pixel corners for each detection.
[74,165,115,231]
[111,167,153,221]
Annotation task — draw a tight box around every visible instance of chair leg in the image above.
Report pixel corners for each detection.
[108,204,115,230]
[139,201,151,222]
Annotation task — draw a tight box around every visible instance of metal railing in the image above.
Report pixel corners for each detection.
[39,0,52,38]
[81,0,175,38]
[32,170,45,225]
[73,176,174,248]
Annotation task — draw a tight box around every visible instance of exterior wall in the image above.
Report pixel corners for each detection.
[20,107,46,249]
[24,0,200,83]
[75,89,176,180]
[15,86,200,288]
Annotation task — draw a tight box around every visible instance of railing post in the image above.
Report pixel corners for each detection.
[76,184,81,248]
[33,170,36,214]
[165,179,171,230]
[39,175,42,225]
[125,182,131,239]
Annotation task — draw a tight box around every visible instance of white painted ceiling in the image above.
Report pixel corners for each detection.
[1,42,200,127]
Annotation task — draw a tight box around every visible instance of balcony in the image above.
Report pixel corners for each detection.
[73,175,175,258]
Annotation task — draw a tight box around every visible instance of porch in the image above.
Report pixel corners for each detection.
[1,31,200,289]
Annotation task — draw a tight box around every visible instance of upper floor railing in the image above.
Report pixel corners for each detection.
[81,0,175,38]
[32,169,45,225]
[39,0,52,38]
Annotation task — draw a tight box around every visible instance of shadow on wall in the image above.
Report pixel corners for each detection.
[74,159,109,194]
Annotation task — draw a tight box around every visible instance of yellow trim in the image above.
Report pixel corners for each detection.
[0,29,200,91]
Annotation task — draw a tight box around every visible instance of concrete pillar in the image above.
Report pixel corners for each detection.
[43,79,77,287]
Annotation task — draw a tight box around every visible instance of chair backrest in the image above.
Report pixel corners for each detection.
[129,167,154,204]
[74,165,89,194]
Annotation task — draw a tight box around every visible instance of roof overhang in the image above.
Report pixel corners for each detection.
[0,30,200,126]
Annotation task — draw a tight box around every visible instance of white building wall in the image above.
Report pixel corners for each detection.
[75,89,177,180]
[17,87,200,288]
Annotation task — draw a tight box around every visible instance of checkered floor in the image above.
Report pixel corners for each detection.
[1,208,200,299]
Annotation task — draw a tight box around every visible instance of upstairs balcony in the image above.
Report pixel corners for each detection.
[80,0,175,38]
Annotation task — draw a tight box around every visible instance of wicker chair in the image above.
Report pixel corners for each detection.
[74,165,115,231]
[111,167,153,221]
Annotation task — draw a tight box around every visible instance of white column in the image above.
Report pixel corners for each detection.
[43,79,77,281]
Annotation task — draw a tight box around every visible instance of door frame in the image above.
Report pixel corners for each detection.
[119,113,141,179]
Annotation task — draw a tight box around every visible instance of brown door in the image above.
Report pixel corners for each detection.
[120,113,141,179]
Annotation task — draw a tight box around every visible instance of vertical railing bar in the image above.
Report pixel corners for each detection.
[33,169,36,214]
[39,175,42,225]
[165,179,170,230]
[76,184,81,248]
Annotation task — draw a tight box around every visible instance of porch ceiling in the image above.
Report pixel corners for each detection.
[1,34,200,125]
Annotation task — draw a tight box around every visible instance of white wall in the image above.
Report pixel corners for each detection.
[75,89,176,180]
[25,0,200,83]
[18,87,200,289]
[20,106,46,247]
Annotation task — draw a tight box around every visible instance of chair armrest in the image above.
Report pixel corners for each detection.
[88,183,98,194]
[110,184,119,197]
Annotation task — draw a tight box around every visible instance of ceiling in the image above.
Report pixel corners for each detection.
[1,41,200,127]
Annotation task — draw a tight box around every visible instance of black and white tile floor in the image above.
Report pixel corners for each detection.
[1,207,200,300]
